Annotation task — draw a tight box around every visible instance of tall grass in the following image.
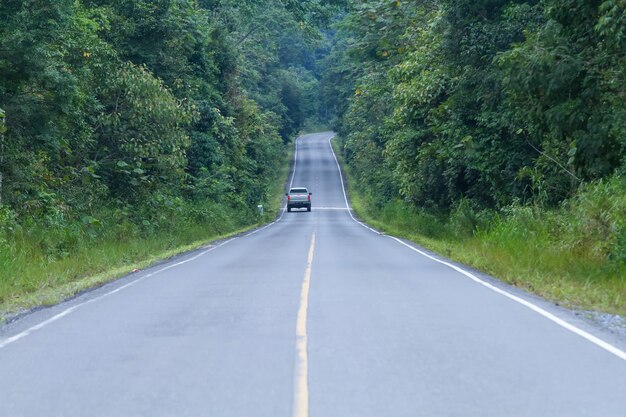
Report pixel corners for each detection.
[342,148,626,315]
[0,201,254,315]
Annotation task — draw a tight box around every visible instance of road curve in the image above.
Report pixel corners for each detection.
[1,131,626,416]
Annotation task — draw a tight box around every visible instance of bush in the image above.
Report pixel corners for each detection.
[562,176,626,265]
[0,205,18,253]
[449,199,493,239]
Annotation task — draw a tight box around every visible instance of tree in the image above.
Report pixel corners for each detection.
[324,0,625,212]
[93,62,194,201]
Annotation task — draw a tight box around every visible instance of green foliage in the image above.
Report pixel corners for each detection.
[94,62,194,201]
[0,0,340,307]
[0,108,6,135]
[324,1,626,311]
[562,176,626,265]
[326,0,626,211]
[349,173,626,314]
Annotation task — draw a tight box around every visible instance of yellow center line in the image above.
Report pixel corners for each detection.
[293,232,316,417]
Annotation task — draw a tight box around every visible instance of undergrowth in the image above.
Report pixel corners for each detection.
[337,140,626,316]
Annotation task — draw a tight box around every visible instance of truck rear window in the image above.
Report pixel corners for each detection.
[290,188,308,194]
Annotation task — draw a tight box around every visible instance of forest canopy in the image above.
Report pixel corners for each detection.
[324,0,626,211]
[2,0,624,240]
[0,0,342,227]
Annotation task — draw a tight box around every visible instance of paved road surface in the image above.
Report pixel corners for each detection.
[1,132,626,416]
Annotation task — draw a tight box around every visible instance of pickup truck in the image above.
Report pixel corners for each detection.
[286,187,312,212]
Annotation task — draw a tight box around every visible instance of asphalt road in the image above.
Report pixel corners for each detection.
[1,131,626,417]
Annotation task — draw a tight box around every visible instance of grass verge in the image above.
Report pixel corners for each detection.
[0,221,255,322]
[332,138,626,317]
[0,142,296,323]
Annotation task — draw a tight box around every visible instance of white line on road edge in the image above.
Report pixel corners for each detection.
[289,136,299,190]
[274,135,301,219]
[0,237,239,349]
[328,135,626,363]
[327,136,379,234]
[293,232,316,417]
[0,135,310,348]
[388,236,626,362]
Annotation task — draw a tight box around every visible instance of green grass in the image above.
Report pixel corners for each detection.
[0,142,296,322]
[0,209,255,321]
[332,138,626,316]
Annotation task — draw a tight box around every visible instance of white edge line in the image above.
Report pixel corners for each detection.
[328,135,626,362]
[327,136,379,234]
[274,135,301,221]
[0,136,308,349]
[388,236,626,361]
[0,238,235,349]
[289,137,299,190]
[1,218,284,349]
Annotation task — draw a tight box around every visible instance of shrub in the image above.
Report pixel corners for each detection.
[449,199,493,239]
[563,176,626,265]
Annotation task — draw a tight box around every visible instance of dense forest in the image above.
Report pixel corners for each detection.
[1,0,625,313]
[0,0,340,221]
[0,0,341,306]
[324,0,626,265]
[327,0,625,208]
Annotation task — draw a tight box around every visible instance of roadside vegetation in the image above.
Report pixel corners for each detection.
[324,1,626,316]
[0,0,341,317]
[345,172,626,316]
[2,0,624,319]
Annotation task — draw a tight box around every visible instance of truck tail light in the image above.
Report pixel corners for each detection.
[287,195,291,201]
[307,195,311,201]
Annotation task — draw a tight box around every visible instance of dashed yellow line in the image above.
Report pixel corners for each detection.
[293,232,316,417]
